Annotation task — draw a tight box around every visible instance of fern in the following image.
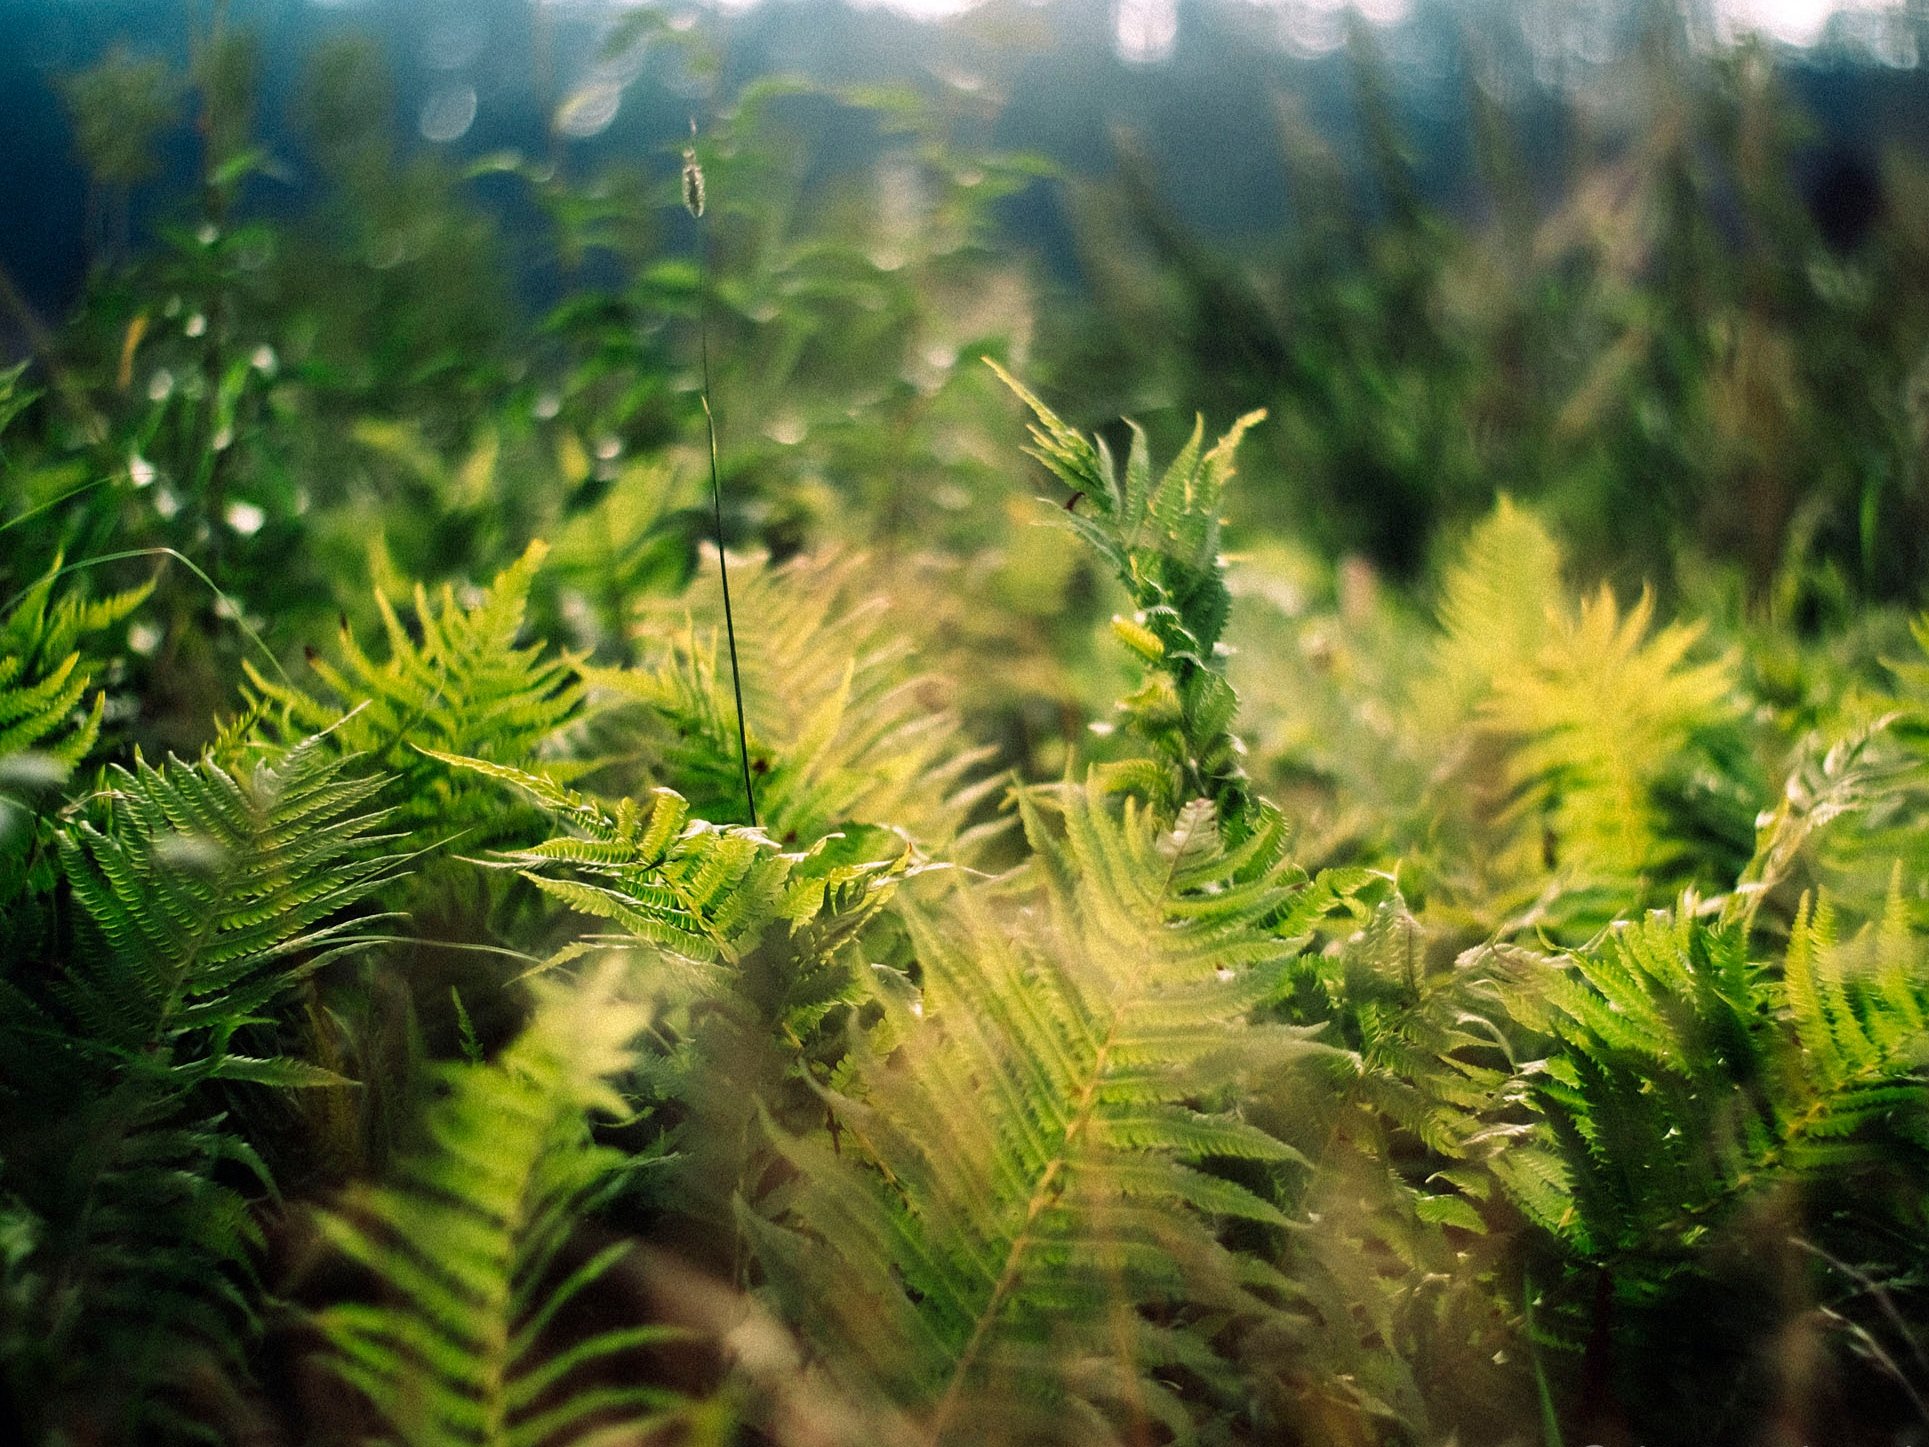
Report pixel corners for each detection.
[746,781,1332,1443]
[1421,495,1565,725]
[439,750,939,1244]
[1492,899,1929,1265]
[1490,586,1737,881]
[1725,717,1909,932]
[0,561,152,900]
[1297,890,1522,1167]
[1418,500,1743,912]
[1254,1132,1533,1443]
[0,567,150,918]
[990,361,1266,825]
[436,752,917,977]
[1248,898,1544,1442]
[0,737,402,1438]
[0,558,149,767]
[311,965,704,1447]
[1776,887,1929,1164]
[246,541,582,851]
[592,550,997,853]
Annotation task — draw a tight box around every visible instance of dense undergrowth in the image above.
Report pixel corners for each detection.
[4,7,1929,1445]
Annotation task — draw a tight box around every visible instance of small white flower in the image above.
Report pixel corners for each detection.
[128,454,156,488]
[184,313,207,338]
[250,345,277,374]
[128,621,162,656]
[147,369,175,403]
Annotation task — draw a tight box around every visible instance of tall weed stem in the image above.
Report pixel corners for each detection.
[688,134,758,828]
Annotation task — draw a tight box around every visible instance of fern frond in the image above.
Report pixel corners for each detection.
[1500,899,1929,1265]
[436,752,895,973]
[990,362,1265,824]
[245,542,582,851]
[749,779,1334,1442]
[1724,717,1908,931]
[1489,586,1737,880]
[1314,897,1522,1162]
[53,739,403,1054]
[0,737,402,1435]
[1411,500,1747,918]
[0,556,150,773]
[313,965,703,1447]
[1421,495,1565,724]
[593,550,996,852]
[1776,885,1929,1158]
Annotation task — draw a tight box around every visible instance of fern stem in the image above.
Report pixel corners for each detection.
[691,146,758,830]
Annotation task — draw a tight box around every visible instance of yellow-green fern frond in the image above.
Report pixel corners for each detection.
[991,362,1265,823]
[747,781,1334,1443]
[1420,496,1564,724]
[1416,499,1744,906]
[1490,585,1736,879]
[594,551,996,852]
[437,750,927,988]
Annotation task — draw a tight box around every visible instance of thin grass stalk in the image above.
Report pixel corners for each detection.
[687,132,758,829]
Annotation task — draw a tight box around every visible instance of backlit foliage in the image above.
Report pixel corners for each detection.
[3,15,1929,1445]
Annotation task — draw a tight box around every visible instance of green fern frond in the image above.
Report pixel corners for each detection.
[748,779,1334,1442]
[990,361,1265,824]
[1516,914,1770,1258]
[0,737,402,1435]
[1777,885,1929,1144]
[0,556,151,770]
[1725,718,1909,931]
[53,739,402,1056]
[1322,898,1521,1162]
[245,542,582,850]
[434,751,917,977]
[1500,898,1929,1264]
[313,964,703,1447]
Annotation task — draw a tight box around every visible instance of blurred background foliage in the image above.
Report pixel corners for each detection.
[8,0,1929,1442]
